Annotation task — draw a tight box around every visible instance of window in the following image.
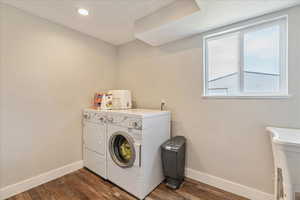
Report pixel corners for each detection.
[203,17,288,98]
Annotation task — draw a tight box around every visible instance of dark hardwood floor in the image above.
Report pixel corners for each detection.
[7,168,248,200]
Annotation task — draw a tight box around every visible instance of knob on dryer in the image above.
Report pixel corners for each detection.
[83,112,90,119]
[95,114,105,122]
[107,116,114,123]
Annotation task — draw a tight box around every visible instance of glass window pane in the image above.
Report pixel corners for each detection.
[207,33,240,96]
[243,25,280,93]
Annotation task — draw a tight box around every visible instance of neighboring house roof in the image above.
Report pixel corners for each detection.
[209,71,280,82]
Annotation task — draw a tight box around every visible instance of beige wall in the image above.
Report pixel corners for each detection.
[116,6,300,194]
[0,4,117,187]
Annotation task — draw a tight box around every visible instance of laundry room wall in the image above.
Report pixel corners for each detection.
[0,4,117,188]
[116,6,300,196]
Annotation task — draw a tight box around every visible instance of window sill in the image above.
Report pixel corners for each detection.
[202,94,291,100]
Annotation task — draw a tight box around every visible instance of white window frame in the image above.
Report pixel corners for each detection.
[203,16,289,99]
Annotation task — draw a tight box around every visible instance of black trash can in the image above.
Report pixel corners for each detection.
[161,136,186,189]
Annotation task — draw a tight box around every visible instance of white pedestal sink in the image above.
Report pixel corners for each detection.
[267,127,300,200]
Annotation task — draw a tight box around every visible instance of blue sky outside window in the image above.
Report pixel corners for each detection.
[244,25,280,75]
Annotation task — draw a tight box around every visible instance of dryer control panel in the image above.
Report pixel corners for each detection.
[83,110,142,130]
[83,111,106,124]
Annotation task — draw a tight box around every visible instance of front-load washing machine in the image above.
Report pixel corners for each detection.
[106,109,170,199]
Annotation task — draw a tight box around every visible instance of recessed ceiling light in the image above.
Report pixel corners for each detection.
[78,8,89,16]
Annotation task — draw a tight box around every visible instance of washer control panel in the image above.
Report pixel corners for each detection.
[106,115,142,130]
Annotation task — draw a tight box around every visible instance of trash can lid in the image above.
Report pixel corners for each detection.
[161,136,186,151]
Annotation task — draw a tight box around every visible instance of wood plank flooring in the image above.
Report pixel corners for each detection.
[7,168,249,200]
[296,193,300,200]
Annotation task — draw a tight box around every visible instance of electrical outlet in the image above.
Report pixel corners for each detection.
[160,99,166,110]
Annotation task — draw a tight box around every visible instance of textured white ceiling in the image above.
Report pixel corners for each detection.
[1,0,300,46]
[0,0,176,45]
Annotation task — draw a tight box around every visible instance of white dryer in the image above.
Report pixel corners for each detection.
[82,109,107,179]
[106,109,170,199]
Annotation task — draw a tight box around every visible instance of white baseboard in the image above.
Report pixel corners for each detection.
[185,168,274,200]
[0,160,83,199]
[0,162,273,200]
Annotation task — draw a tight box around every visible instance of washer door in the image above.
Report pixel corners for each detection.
[109,131,136,168]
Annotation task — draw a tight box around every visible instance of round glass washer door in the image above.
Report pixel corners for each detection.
[109,131,136,168]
